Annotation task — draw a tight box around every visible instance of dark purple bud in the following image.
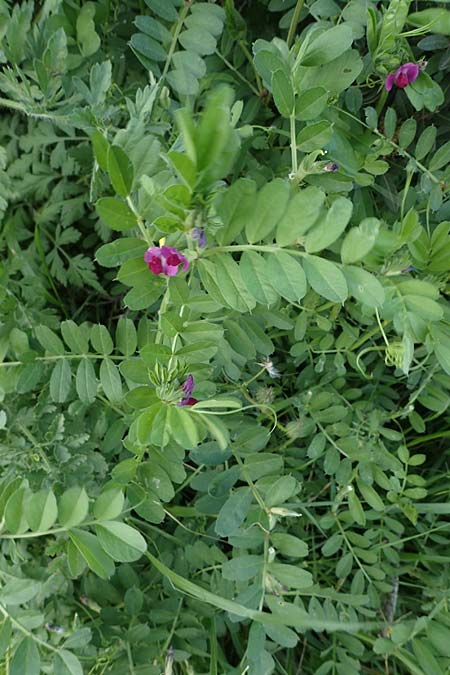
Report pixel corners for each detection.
[182,374,195,397]
[192,227,206,247]
[178,396,198,407]
[401,265,416,274]
[323,162,339,173]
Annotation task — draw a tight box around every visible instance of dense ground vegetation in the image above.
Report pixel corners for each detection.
[1,0,450,673]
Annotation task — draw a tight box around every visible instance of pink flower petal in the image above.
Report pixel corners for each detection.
[403,62,419,84]
[385,74,395,92]
[144,247,162,263]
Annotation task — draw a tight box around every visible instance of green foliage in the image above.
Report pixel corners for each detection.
[0,0,449,673]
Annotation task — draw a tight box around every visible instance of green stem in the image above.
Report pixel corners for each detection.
[215,50,260,97]
[126,196,151,244]
[287,0,305,48]
[126,642,136,675]
[238,40,263,94]
[290,113,298,176]
[161,3,191,80]
[0,603,58,652]
[0,353,127,368]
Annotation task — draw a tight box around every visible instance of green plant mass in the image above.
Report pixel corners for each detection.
[1,0,450,672]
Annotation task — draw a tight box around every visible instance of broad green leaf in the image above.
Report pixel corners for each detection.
[239,252,278,306]
[305,196,353,253]
[383,107,396,139]
[116,317,137,356]
[340,217,380,263]
[50,359,72,403]
[343,266,385,308]
[5,487,29,534]
[244,453,283,480]
[129,33,167,61]
[68,529,115,579]
[176,340,218,363]
[198,413,230,450]
[93,489,124,521]
[412,638,444,675]
[303,255,348,303]
[10,638,40,675]
[179,27,216,55]
[296,49,363,97]
[271,69,294,117]
[300,25,353,67]
[224,319,257,360]
[0,578,42,606]
[429,140,450,172]
[76,358,97,403]
[270,533,308,558]
[215,255,256,312]
[59,487,89,528]
[215,488,253,537]
[134,16,172,42]
[276,186,325,245]
[96,238,147,268]
[348,490,366,526]
[124,283,164,311]
[67,540,87,578]
[357,481,385,512]
[295,87,328,121]
[168,406,199,449]
[398,118,417,149]
[53,650,83,675]
[144,0,178,22]
[90,324,113,355]
[100,358,123,402]
[96,197,137,231]
[415,125,436,161]
[297,120,333,152]
[245,179,290,243]
[117,257,149,287]
[267,252,307,302]
[265,476,297,507]
[96,521,147,562]
[26,490,58,532]
[216,178,258,245]
[427,621,450,658]
[61,320,89,354]
[265,623,298,648]
[268,563,313,589]
[107,145,134,197]
[222,554,262,581]
[91,130,110,171]
[35,325,64,354]
[404,295,443,321]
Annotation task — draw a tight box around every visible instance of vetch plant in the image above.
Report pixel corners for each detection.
[0,0,449,674]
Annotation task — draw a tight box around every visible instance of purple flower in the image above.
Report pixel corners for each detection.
[192,227,206,247]
[182,374,194,397]
[178,374,198,407]
[385,63,419,91]
[144,246,189,277]
[323,162,339,173]
[401,265,416,274]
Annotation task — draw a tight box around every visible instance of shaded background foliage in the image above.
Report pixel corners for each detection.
[0,0,450,673]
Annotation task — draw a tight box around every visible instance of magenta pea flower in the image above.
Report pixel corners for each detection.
[144,246,189,277]
[178,374,198,407]
[385,63,419,91]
